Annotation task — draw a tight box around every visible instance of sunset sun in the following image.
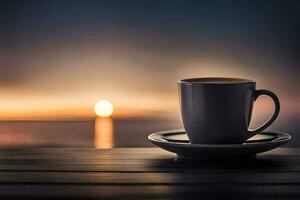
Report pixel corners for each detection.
[94,100,114,117]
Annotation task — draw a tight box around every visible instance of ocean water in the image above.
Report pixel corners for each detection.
[0,118,181,148]
[0,118,298,148]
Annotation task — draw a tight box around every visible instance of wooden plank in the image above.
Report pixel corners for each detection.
[0,152,298,160]
[0,171,299,184]
[0,148,167,155]
[0,164,299,173]
[0,155,299,172]
[0,148,172,160]
[0,184,299,199]
[0,154,172,160]
[0,147,297,156]
[0,148,298,172]
[0,148,297,161]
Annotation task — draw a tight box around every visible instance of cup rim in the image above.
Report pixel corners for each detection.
[178,77,255,85]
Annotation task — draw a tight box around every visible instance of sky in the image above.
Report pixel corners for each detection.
[0,0,299,120]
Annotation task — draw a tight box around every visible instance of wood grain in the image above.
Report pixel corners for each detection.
[0,147,298,199]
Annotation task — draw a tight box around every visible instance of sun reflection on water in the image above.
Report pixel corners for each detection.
[95,117,114,149]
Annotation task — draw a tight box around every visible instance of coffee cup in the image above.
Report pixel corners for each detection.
[178,77,280,144]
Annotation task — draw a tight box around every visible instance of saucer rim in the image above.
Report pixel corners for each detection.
[148,129,291,149]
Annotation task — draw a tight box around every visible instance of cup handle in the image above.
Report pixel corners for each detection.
[248,89,280,137]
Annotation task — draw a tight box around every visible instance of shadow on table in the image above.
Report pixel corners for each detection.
[145,155,298,200]
[148,154,290,171]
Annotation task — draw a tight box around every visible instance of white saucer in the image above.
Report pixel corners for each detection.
[148,129,291,160]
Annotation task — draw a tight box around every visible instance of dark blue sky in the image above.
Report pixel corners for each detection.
[1,0,298,53]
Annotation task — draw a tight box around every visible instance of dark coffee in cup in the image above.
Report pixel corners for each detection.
[178,77,280,144]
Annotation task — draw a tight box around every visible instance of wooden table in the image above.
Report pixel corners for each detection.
[0,147,299,199]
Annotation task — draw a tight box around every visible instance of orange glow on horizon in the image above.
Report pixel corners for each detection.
[0,94,180,120]
[0,105,177,120]
[0,94,297,121]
